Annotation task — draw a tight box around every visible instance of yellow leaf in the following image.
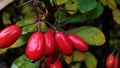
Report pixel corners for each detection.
[107,0,117,10]
[73,50,85,62]
[112,9,120,24]
[99,0,107,6]
[0,48,8,54]
[64,55,73,64]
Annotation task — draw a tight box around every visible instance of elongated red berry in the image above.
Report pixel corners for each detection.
[68,34,88,51]
[106,54,115,68]
[45,47,59,63]
[47,28,55,34]
[25,32,45,61]
[55,32,73,55]
[0,25,21,48]
[45,60,62,68]
[113,56,119,68]
[44,31,56,56]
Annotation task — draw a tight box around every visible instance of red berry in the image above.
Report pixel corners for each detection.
[47,28,55,34]
[113,56,119,68]
[55,32,73,55]
[44,31,56,56]
[106,54,115,68]
[0,25,21,48]
[45,47,59,63]
[68,34,88,51]
[45,60,62,68]
[25,32,45,61]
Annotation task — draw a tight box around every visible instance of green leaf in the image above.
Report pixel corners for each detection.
[61,12,87,26]
[55,0,69,5]
[77,0,97,13]
[84,52,97,68]
[66,26,106,46]
[21,4,34,15]
[61,2,104,26]
[17,18,48,33]
[65,0,78,14]
[86,2,104,19]
[116,0,120,5]
[11,55,39,68]
[54,11,67,23]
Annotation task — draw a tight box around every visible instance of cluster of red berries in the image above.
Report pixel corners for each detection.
[106,50,120,68]
[0,24,88,68]
[25,28,88,68]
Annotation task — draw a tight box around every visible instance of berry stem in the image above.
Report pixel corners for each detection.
[116,50,120,57]
[33,0,42,31]
[111,48,119,55]
[43,20,65,32]
[33,0,41,22]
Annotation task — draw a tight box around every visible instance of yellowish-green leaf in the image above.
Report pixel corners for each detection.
[67,26,106,46]
[55,0,69,5]
[21,4,33,15]
[10,36,26,48]
[0,48,8,55]
[99,0,107,6]
[84,52,97,68]
[112,9,120,24]
[73,50,85,62]
[65,0,78,14]
[17,18,48,33]
[40,21,48,32]
[107,0,117,10]
[64,55,73,64]
[3,12,11,25]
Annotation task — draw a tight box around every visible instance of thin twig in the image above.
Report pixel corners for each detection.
[16,0,33,7]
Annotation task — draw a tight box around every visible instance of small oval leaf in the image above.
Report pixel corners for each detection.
[84,52,97,68]
[64,55,73,64]
[112,9,120,24]
[73,50,85,62]
[107,0,117,10]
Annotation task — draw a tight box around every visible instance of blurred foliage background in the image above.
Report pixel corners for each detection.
[0,0,120,68]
